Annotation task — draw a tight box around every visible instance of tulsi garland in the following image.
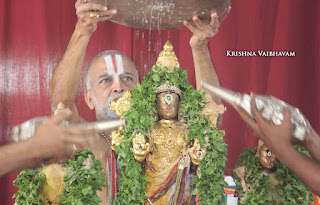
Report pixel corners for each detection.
[113,65,227,204]
[232,147,313,205]
[13,150,105,205]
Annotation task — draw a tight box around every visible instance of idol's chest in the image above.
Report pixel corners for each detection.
[149,121,187,150]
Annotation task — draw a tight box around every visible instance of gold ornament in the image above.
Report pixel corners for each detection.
[156,40,180,71]
[53,102,66,116]
[155,81,182,98]
[201,96,226,126]
[89,11,100,19]
[132,133,150,163]
[40,164,67,204]
[110,127,124,151]
[109,90,132,117]
[188,139,207,166]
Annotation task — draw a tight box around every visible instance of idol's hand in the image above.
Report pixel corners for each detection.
[184,6,231,49]
[75,0,117,36]
[188,139,207,165]
[111,127,124,151]
[131,133,150,163]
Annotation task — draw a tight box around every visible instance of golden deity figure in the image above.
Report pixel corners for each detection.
[127,41,222,205]
[109,41,225,205]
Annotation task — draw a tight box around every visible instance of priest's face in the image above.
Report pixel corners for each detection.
[156,92,180,120]
[85,54,138,121]
[259,145,276,174]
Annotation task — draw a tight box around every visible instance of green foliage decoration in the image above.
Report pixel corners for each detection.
[13,150,105,205]
[113,65,227,204]
[232,147,313,205]
[13,169,46,205]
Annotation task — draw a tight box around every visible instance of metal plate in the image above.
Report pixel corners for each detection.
[90,0,232,30]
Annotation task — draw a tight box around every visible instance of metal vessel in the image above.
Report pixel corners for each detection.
[90,0,232,29]
[11,117,125,142]
[201,81,309,142]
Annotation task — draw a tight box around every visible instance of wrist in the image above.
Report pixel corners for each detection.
[304,128,318,149]
[272,141,295,160]
[74,23,94,38]
[190,37,209,50]
[26,137,45,159]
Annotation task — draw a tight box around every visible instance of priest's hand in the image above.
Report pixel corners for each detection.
[235,93,293,155]
[184,6,231,49]
[75,0,117,36]
[30,109,98,161]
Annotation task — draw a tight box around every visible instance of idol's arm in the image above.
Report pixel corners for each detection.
[49,0,116,122]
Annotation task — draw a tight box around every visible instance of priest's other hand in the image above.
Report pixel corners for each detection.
[235,93,293,155]
[75,0,117,36]
[30,109,98,160]
[184,6,231,49]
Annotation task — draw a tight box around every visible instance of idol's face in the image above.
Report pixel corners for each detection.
[156,92,180,120]
[259,145,276,174]
[85,54,138,120]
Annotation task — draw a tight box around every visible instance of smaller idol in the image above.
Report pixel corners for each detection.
[232,140,313,205]
[13,104,106,205]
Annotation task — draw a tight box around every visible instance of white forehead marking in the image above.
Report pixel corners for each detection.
[115,54,124,74]
[104,55,115,75]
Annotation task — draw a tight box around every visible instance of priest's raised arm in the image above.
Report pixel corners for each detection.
[49,0,117,122]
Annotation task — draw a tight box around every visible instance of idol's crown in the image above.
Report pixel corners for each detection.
[156,40,180,70]
[155,81,182,97]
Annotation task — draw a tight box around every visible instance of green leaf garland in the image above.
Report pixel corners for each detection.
[232,147,313,205]
[114,65,227,204]
[13,150,105,205]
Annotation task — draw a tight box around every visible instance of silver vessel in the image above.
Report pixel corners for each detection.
[11,117,125,142]
[201,81,309,141]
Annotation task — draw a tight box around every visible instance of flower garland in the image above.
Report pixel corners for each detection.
[232,147,313,205]
[113,65,227,204]
[13,150,105,205]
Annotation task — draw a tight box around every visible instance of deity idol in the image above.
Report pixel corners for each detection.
[111,41,227,205]
[133,83,199,205]
[234,140,277,201]
[233,140,313,205]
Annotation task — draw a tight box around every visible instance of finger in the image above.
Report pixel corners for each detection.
[250,93,268,127]
[183,21,197,33]
[77,3,108,14]
[97,10,117,18]
[218,6,231,22]
[210,12,219,28]
[50,109,72,125]
[281,109,292,128]
[68,137,89,150]
[65,126,98,137]
[75,0,84,8]
[192,16,204,27]
[235,104,263,136]
[103,9,117,16]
